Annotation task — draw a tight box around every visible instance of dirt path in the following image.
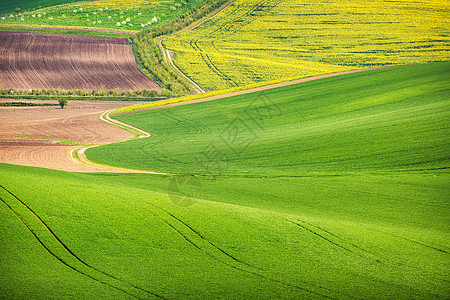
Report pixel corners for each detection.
[156,1,234,94]
[117,66,396,114]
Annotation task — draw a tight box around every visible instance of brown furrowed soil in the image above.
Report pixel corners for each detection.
[0,31,161,91]
[0,100,142,172]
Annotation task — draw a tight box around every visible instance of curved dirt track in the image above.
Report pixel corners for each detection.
[0,31,160,91]
[0,100,144,172]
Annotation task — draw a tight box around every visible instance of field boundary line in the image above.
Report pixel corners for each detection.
[156,36,205,93]
[99,109,150,139]
[0,25,137,34]
[117,65,398,115]
[68,109,167,174]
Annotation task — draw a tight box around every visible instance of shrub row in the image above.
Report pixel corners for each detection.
[0,87,171,98]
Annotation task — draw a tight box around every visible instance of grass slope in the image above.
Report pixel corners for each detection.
[90,63,450,175]
[0,0,207,32]
[0,163,448,299]
[1,63,448,298]
[0,0,78,15]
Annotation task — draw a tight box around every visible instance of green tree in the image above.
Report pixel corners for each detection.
[58,99,68,109]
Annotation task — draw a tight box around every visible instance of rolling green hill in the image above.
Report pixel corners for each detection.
[1,63,448,298]
[90,63,450,176]
[0,0,78,15]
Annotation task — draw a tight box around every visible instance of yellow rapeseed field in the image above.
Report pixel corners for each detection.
[164,0,449,90]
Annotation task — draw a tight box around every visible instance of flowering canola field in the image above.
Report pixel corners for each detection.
[0,0,204,31]
[164,0,449,90]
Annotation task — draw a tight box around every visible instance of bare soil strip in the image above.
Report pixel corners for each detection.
[0,31,159,91]
[0,100,152,172]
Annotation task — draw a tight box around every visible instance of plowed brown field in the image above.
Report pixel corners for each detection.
[0,31,161,91]
[0,100,142,172]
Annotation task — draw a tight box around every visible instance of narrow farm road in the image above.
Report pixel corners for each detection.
[117,65,397,115]
[155,1,235,94]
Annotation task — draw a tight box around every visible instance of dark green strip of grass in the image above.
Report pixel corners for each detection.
[1,0,80,15]
[0,101,59,107]
[0,27,132,38]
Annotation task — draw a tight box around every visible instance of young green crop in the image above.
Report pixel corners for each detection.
[0,0,206,31]
[1,63,448,298]
[0,164,448,298]
[164,0,450,90]
[0,0,79,15]
[89,63,450,175]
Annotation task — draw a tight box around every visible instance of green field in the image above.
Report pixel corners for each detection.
[91,63,450,175]
[0,0,78,14]
[0,26,132,38]
[0,0,207,32]
[1,63,448,298]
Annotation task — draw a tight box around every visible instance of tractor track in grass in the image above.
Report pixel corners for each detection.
[142,199,358,300]
[289,218,450,285]
[287,219,385,262]
[371,227,450,255]
[0,184,166,299]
